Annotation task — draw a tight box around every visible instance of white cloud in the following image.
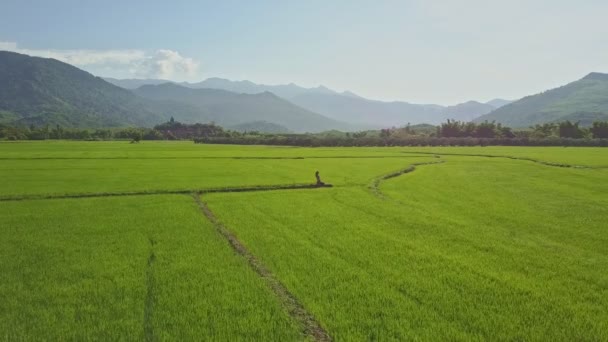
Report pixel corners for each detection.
[0,41,200,81]
[136,49,199,79]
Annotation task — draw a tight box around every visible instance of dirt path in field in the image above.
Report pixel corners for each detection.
[144,238,156,342]
[369,160,446,199]
[0,155,426,160]
[0,183,332,202]
[193,194,332,342]
[400,151,599,169]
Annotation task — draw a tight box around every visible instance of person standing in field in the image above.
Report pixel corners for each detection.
[315,171,325,186]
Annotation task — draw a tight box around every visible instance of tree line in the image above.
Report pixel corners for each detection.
[2,119,608,146]
[0,118,232,141]
[0,124,155,141]
[435,120,608,139]
[194,120,608,147]
[194,135,608,147]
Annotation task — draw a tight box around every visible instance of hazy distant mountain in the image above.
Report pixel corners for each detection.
[134,83,347,133]
[486,98,512,108]
[1,51,340,131]
[103,77,170,89]
[107,76,502,126]
[289,92,436,127]
[289,93,499,127]
[15,51,607,131]
[107,76,362,101]
[186,80,502,126]
[7,54,607,131]
[183,77,340,99]
[228,121,291,133]
[0,51,173,127]
[184,78,503,125]
[442,101,497,122]
[475,73,608,127]
[341,90,364,99]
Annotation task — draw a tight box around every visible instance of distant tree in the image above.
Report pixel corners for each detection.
[438,120,465,137]
[463,122,477,137]
[530,123,558,138]
[500,126,516,138]
[558,121,584,139]
[170,116,175,123]
[92,129,113,140]
[51,124,63,139]
[143,129,164,140]
[590,121,608,139]
[475,121,498,138]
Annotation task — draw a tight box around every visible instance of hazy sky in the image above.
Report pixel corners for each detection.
[1,0,607,105]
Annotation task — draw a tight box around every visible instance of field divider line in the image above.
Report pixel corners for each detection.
[0,155,432,161]
[400,151,598,169]
[193,194,332,342]
[144,237,156,342]
[0,183,333,202]
[369,160,446,199]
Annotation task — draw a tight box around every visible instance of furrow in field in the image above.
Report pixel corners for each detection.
[0,155,424,160]
[193,194,332,342]
[0,183,333,202]
[369,160,446,199]
[144,238,156,342]
[400,151,600,168]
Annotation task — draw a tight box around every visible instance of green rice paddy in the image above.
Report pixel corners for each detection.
[1,141,606,340]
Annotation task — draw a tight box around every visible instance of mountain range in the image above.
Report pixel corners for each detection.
[106,77,510,127]
[475,72,608,127]
[0,51,167,127]
[0,51,345,132]
[104,76,360,99]
[3,50,607,131]
[134,83,345,132]
[288,94,501,126]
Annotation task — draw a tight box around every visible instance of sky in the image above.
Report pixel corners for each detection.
[1,0,607,105]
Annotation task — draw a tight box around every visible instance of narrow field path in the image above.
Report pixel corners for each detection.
[0,155,428,160]
[369,160,446,199]
[0,183,332,202]
[401,151,601,169]
[144,238,157,342]
[193,194,332,342]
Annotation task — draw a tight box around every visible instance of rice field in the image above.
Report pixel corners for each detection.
[1,141,606,340]
[0,195,302,340]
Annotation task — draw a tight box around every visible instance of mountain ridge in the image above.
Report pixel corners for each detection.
[0,51,167,127]
[475,72,608,127]
[107,77,511,127]
[11,50,602,132]
[0,51,347,132]
[134,83,349,133]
